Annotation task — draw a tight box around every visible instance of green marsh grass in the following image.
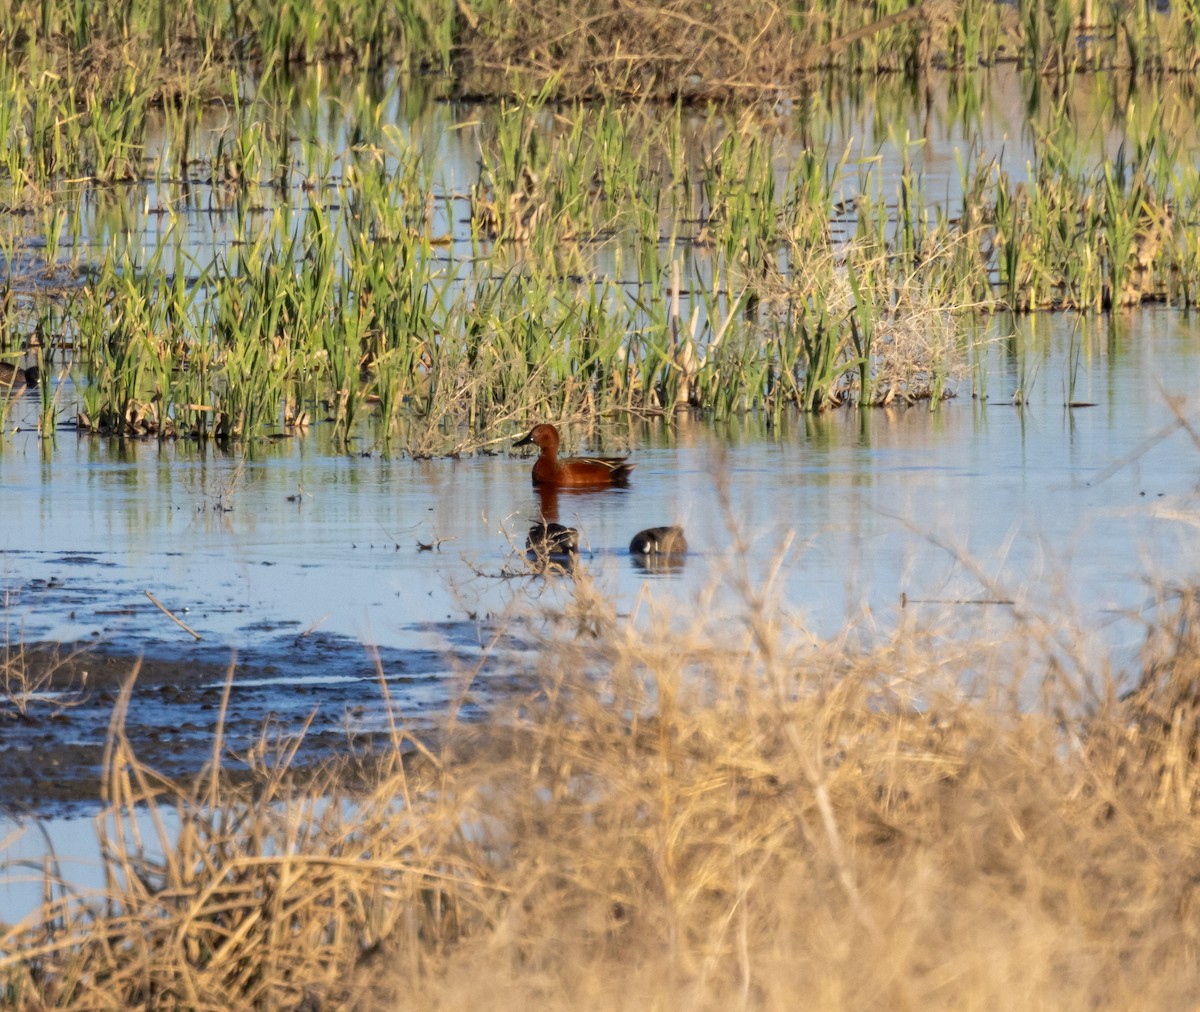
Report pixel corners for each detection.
[5,72,1200,447]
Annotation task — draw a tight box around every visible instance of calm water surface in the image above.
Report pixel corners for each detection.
[4,309,1199,685]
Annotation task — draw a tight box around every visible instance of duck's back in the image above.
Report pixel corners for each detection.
[537,455,633,487]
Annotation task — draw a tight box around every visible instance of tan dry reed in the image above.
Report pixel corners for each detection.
[3,577,1200,1009]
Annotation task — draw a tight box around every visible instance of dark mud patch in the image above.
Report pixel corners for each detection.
[0,625,537,818]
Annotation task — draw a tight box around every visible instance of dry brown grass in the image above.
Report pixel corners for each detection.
[458,0,966,100]
[1,605,89,721]
[4,575,1200,1009]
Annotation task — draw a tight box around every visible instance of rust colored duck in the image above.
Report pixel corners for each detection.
[513,423,633,488]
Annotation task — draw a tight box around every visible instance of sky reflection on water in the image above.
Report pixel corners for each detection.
[3,309,1199,690]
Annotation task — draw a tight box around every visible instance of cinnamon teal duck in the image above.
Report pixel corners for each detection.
[514,424,633,488]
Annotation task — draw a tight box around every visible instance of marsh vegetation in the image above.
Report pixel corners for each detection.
[5,577,1200,1008]
[4,0,1200,1006]
[2,0,1200,447]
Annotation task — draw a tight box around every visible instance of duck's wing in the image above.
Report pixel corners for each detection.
[576,455,634,473]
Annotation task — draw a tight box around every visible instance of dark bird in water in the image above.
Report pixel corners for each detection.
[514,423,634,487]
[526,522,580,557]
[0,363,39,388]
[629,526,688,556]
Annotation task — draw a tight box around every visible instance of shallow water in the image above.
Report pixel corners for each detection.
[4,309,1199,672]
[5,69,1200,828]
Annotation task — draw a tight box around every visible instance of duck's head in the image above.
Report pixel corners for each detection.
[514,423,561,452]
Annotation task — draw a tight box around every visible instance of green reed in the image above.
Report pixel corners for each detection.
[791,297,840,413]
[6,70,1200,452]
[847,265,875,407]
[950,0,1006,67]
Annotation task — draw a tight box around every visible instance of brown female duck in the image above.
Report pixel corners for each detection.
[0,363,39,388]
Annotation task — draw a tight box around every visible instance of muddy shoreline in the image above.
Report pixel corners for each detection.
[0,629,529,817]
